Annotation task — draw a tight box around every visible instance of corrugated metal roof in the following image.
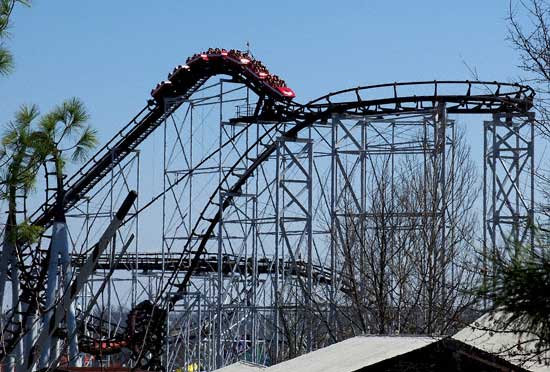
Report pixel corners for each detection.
[453,311,550,372]
[54,368,150,372]
[265,335,437,372]
[213,361,266,372]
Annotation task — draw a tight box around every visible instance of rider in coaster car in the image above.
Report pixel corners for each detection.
[251,60,262,73]
[187,53,199,63]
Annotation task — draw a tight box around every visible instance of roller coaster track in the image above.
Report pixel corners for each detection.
[70,252,336,285]
[162,80,535,306]
[145,78,535,370]
[1,49,297,364]
[0,47,535,368]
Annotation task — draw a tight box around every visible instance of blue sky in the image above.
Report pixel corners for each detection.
[1,0,522,136]
[0,1,530,242]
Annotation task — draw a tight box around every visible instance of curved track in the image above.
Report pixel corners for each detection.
[163,80,535,302]
[0,48,535,369]
[1,48,297,364]
[138,79,534,369]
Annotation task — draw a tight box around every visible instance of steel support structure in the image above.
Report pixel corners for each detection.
[0,49,538,372]
[158,80,324,370]
[69,150,141,368]
[329,108,455,334]
[483,113,535,279]
[274,133,314,357]
[161,80,270,371]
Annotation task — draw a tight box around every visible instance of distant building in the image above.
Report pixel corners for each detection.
[216,335,528,372]
[213,361,265,372]
[455,311,550,372]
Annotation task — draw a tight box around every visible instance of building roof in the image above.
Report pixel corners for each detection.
[265,335,437,372]
[215,334,529,372]
[54,368,150,372]
[213,361,266,372]
[454,311,550,372]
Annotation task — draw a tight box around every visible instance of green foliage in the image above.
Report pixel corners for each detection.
[0,1,32,37]
[0,104,42,192]
[8,220,43,244]
[481,241,550,352]
[0,46,13,76]
[1,99,97,194]
[35,97,97,177]
[0,0,30,75]
[0,98,96,245]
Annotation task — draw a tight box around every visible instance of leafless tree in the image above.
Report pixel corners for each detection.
[269,123,481,364]
[325,127,480,339]
[469,4,550,364]
[508,0,550,137]
[508,0,550,218]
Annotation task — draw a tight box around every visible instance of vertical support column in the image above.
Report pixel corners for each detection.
[307,134,313,353]
[59,225,79,367]
[274,138,281,363]
[39,222,60,369]
[423,107,450,333]
[162,97,170,368]
[329,116,337,336]
[132,150,140,309]
[434,103,447,306]
[484,113,535,274]
[215,80,224,370]
[0,234,23,372]
[250,194,258,364]
[330,114,367,333]
[161,92,196,368]
[275,132,313,356]
[11,252,22,371]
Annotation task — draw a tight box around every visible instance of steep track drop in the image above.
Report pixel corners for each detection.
[135,79,535,369]
[0,48,535,370]
[1,48,297,364]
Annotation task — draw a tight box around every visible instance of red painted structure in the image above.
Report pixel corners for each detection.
[151,48,296,100]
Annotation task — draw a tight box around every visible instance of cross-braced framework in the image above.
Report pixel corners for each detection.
[160,80,281,371]
[0,48,537,372]
[274,134,314,356]
[70,149,142,367]
[328,108,462,336]
[158,80,323,371]
[483,113,535,276]
[158,96,477,371]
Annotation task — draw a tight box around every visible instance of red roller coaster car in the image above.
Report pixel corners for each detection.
[151,48,296,101]
[277,86,296,98]
[150,80,172,99]
[167,64,190,80]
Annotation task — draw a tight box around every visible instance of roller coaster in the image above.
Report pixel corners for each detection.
[0,48,536,371]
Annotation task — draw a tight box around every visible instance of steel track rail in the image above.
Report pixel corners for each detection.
[163,81,534,306]
[1,47,535,367]
[0,49,295,363]
[132,79,533,368]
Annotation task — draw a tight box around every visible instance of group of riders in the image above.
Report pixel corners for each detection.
[187,48,288,88]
